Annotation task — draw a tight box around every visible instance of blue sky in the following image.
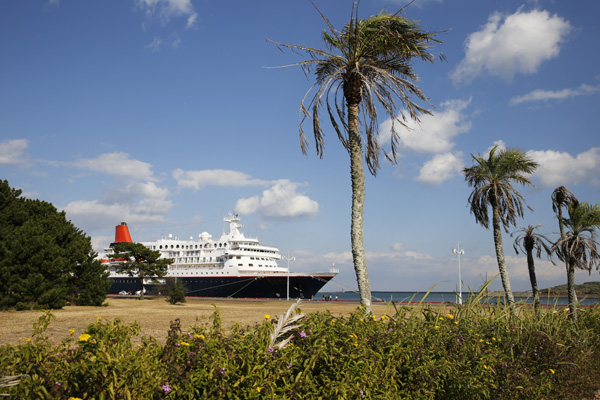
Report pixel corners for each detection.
[1,0,599,293]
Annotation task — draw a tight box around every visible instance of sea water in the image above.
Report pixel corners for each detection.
[317,291,599,307]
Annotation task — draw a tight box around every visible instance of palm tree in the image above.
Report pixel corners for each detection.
[463,145,538,306]
[270,5,443,312]
[511,225,553,313]
[553,202,600,319]
[551,186,579,302]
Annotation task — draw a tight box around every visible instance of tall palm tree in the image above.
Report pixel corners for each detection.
[463,145,538,306]
[551,186,579,302]
[553,202,600,319]
[511,225,553,313]
[270,5,443,312]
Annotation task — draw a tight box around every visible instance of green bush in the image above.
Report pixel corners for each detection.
[1,301,599,399]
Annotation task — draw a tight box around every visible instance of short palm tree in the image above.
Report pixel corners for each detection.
[511,224,553,313]
[270,5,443,312]
[551,186,579,302]
[553,202,600,319]
[463,145,538,306]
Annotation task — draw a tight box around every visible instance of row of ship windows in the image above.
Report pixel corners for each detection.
[152,243,228,250]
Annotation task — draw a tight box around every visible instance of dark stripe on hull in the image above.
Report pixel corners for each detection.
[109,275,334,299]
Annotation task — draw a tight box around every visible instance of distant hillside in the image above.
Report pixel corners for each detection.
[544,281,600,295]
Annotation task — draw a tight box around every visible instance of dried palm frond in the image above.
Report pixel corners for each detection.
[268,300,305,351]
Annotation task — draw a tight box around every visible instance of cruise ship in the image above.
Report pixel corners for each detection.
[102,214,338,299]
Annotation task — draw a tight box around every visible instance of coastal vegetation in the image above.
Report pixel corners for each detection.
[270,4,443,312]
[0,180,111,310]
[1,298,599,399]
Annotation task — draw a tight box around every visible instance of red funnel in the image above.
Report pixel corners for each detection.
[114,222,133,243]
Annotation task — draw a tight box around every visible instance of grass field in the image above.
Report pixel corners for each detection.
[0,297,399,346]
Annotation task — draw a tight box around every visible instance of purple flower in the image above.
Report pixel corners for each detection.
[300,331,307,338]
[219,367,225,375]
[162,384,172,393]
[55,382,61,386]
[267,346,274,353]
[287,363,292,369]
[187,332,192,338]
[359,390,364,396]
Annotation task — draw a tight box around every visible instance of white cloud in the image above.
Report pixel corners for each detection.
[235,179,319,219]
[451,9,572,85]
[73,152,155,181]
[0,139,28,165]
[136,0,197,28]
[63,181,172,233]
[173,168,268,189]
[416,152,464,185]
[510,83,600,105]
[145,36,162,52]
[380,98,472,154]
[527,147,600,187]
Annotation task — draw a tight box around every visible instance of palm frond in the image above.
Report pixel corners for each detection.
[268,299,305,351]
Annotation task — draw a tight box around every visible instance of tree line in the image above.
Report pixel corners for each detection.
[0,180,111,309]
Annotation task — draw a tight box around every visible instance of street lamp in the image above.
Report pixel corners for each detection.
[452,243,465,305]
[283,252,295,301]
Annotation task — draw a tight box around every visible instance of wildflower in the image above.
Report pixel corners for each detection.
[439,317,444,321]
[256,387,262,393]
[69,329,75,335]
[78,333,91,342]
[267,346,274,353]
[55,382,61,386]
[25,338,31,342]
[264,314,270,320]
[360,390,364,395]
[68,398,83,400]
[287,363,292,369]
[179,342,190,347]
[446,314,454,320]
[549,369,555,374]
[300,331,307,338]
[194,334,205,340]
[483,365,488,370]
[162,384,172,393]
[353,342,358,347]
[187,332,192,338]
[218,367,225,375]
[434,326,439,330]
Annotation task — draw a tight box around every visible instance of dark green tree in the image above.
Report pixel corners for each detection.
[553,202,600,319]
[463,145,538,307]
[511,224,553,313]
[270,4,443,312]
[111,242,172,300]
[0,180,110,309]
[165,279,187,305]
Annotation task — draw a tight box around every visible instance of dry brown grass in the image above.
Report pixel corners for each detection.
[0,297,400,346]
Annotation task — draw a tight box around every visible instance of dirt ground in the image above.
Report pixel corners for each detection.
[0,297,401,346]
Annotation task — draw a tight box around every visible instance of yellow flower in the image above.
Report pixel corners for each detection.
[483,365,488,370]
[353,342,358,347]
[69,329,75,335]
[454,321,459,325]
[439,317,444,321]
[479,339,484,342]
[180,342,190,347]
[434,326,439,330]
[549,369,555,374]
[25,337,31,342]
[194,334,205,340]
[256,387,262,393]
[264,314,270,320]
[69,398,83,400]
[492,337,496,341]
[78,333,91,342]
[446,314,454,320]
[380,315,388,320]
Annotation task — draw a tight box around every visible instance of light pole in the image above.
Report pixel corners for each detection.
[283,252,295,301]
[452,243,465,305]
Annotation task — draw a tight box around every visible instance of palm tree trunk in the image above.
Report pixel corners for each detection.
[526,250,539,313]
[566,262,577,320]
[558,208,578,304]
[347,102,372,313]
[492,204,514,306]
